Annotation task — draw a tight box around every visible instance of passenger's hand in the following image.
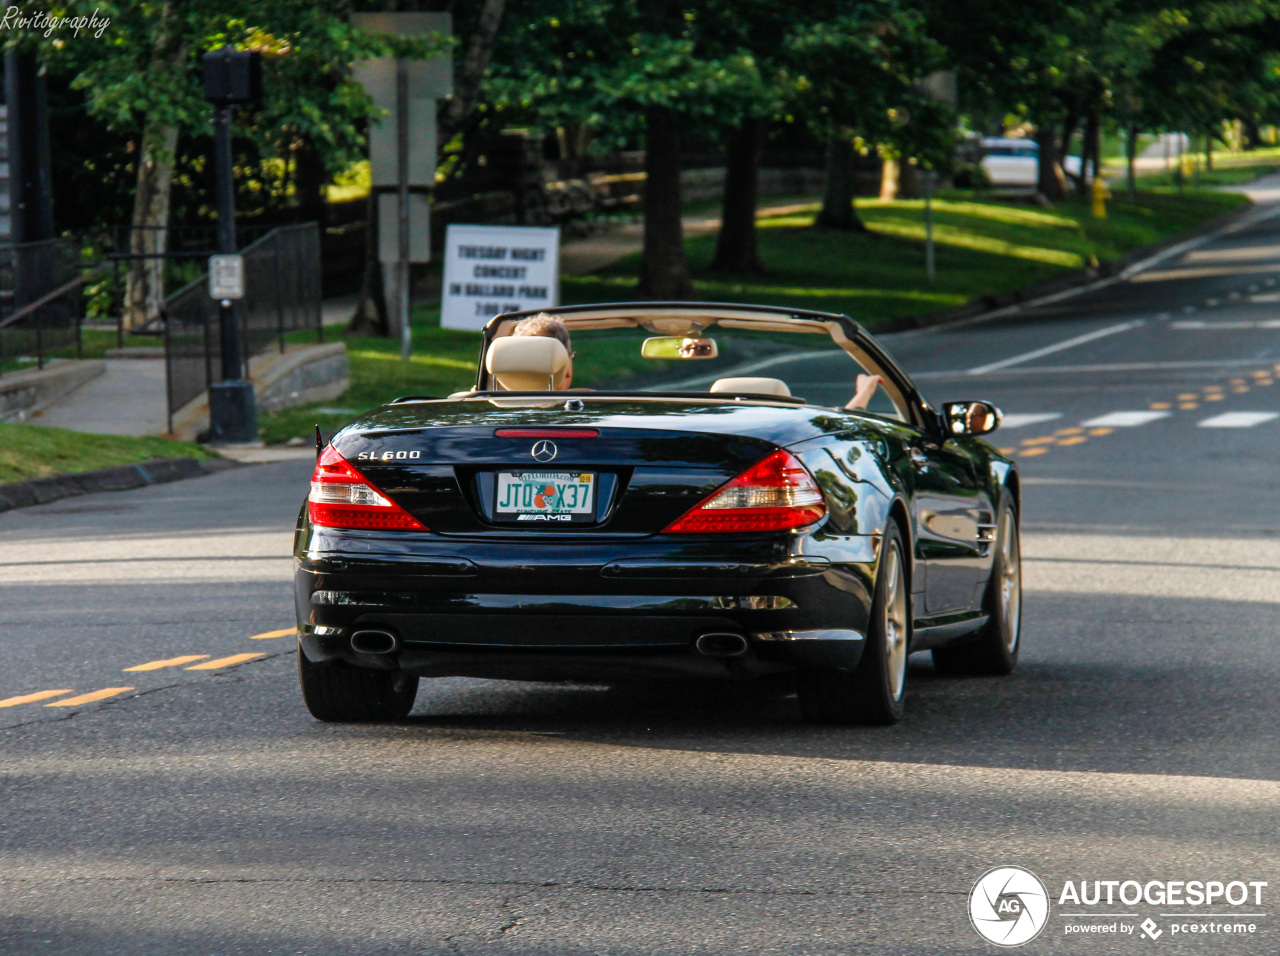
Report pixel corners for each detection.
[846,374,883,410]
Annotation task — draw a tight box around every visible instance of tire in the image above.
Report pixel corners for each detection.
[932,498,1021,676]
[797,522,910,725]
[298,652,419,722]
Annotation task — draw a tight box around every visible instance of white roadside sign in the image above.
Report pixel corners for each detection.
[441,224,560,330]
[208,254,244,300]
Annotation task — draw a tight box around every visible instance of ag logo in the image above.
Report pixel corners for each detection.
[968,866,1050,947]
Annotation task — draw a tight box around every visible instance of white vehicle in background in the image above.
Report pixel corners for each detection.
[980,137,1089,187]
[980,138,1039,186]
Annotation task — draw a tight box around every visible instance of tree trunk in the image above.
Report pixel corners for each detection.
[710,118,764,275]
[896,161,922,199]
[123,121,178,329]
[1204,128,1213,171]
[439,0,506,141]
[1243,117,1262,151]
[636,106,696,300]
[294,135,326,227]
[1035,121,1064,202]
[817,140,866,230]
[349,190,389,335]
[123,0,183,329]
[1079,110,1099,197]
[879,158,898,202]
[1126,120,1137,202]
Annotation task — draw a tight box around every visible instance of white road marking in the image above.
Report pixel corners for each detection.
[1249,292,1280,302]
[1174,319,1280,329]
[913,358,1271,380]
[1081,411,1173,428]
[1206,298,1220,307]
[1155,311,1171,320]
[999,413,1063,429]
[1229,291,1241,299]
[1248,284,1259,293]
[1182,305,1197,313]
[1198,412,1280,428]
[965,321,1142,375]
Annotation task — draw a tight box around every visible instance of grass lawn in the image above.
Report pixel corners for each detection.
[0,421,217,485]
[562,189,1249,327]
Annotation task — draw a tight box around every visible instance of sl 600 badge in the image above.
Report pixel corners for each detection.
[356,451,422,461]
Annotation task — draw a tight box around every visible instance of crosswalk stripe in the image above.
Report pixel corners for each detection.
[998,413,1062,429]
[1081,411,1172,428]
[1198,412,1280,428]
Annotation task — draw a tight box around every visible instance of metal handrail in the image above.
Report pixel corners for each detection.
[0,264,106,331]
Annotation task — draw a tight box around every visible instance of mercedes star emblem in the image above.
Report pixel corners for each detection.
[531,440,558,462]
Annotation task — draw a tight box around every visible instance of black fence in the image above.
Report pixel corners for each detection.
[163,222,321,432]
[0,238,96,375]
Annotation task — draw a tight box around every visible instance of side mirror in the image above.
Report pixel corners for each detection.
[641,336,719,360]
[942,400,1002,437]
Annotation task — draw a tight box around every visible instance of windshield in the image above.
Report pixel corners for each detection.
[565,326,906,420]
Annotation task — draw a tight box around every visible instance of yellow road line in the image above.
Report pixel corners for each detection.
[1087,427,1113,436]
[0,689,75,708]
[1204,393,1225,400]
[249,627,296,640]
[1020,447,1049,457]
[1150,402,1172,410]
[45,687,134,707]
[1022,436,1057,445]
[1053,427,1084,436]
[124,655,210,672]
[1179,402,1198,410]
[1057,436,1088,446]
[185,653,266,671]
[1177,393,1199,400]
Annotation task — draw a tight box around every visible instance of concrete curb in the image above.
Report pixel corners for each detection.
[872,202,1260,336]
[0,457,240,514]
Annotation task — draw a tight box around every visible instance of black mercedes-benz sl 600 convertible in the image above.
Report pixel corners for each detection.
[294,302,1021,725]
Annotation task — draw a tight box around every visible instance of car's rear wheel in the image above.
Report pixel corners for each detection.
[932,498,1021,676]
[797,522,909,725]
[298,652,419,722]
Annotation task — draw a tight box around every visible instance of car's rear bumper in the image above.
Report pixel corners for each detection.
[294,529,879,681]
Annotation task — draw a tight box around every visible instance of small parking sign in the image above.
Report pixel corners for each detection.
[208,254,245,299]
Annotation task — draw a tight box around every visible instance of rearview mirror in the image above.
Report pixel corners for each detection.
[942,400,1002,437]
[641,336,719,360]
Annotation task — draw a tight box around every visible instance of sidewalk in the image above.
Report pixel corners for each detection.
[32,358,168,436]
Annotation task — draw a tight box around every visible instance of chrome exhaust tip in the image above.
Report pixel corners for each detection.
[350,629,400,655]
[695,632,748,658]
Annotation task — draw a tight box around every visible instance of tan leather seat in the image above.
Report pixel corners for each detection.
[485,336,571,391]
[709,376,792,397]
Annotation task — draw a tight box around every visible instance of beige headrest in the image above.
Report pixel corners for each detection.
[709,376,792,397]
[485,336,570,391]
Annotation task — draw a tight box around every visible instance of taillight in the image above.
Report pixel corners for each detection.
[308,446,427,531]
[663,449,826,533]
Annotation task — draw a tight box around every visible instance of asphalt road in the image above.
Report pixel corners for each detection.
[5,187,1280,954]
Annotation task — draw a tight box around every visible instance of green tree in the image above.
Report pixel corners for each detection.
[490,0,764,298]
[29,1,432,326]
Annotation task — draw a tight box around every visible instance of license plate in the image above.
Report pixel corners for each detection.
[495,471,596,522]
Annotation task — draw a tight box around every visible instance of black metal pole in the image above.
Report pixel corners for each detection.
[213,104,243,380]
[205,98,258,444]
